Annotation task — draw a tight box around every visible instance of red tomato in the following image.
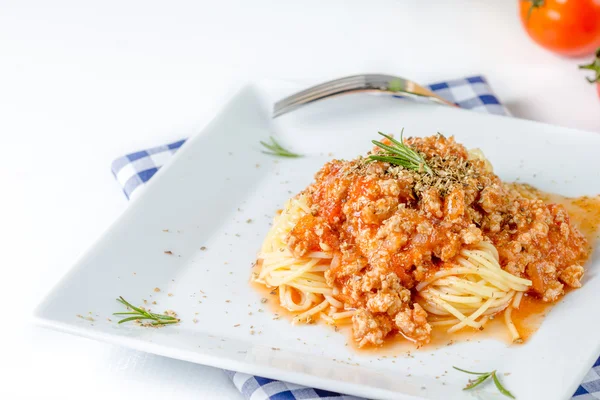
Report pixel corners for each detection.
[520,0,600,57]
[579,48,600,97]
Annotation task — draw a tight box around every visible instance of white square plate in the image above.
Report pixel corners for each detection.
[35,80,600,400]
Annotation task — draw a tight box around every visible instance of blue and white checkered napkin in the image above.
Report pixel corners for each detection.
[111,76,600,399]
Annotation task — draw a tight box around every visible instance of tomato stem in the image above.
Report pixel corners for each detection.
[526,0,545,21]
[579,48,600,84]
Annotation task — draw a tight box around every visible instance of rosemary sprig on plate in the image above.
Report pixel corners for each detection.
[453,366,515,399]
[368,130,432,174]
[113,296,179,326]
[260,137,302,158]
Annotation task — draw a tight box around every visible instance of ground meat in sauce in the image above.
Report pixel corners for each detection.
[286,134,590,347]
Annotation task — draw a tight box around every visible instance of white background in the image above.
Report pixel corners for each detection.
[1,0,599,399]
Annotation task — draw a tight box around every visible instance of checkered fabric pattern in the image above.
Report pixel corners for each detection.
[111,139,186,199]
[111,75,600,399]
[393,75,510,116]
[225,371,363,400]
[574,358,600,399]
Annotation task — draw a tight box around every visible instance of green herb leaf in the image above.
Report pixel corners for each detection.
[116,297,147,315]
[112,312,143,316]
[116,316,154,324]
[151,319,179,325]
[150,313,179,320]
[113,296,179,326]
[260,137,302,158]
[452,367,489,375]
[464,374,491,390]
[453,366,515,398]
[368,130,431,174]
[492,371,515,399]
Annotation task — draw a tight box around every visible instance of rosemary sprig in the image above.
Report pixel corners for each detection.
[453,366,515,399]
[368,130,432,174]
[260,137,302,158]
[113,296,179,326]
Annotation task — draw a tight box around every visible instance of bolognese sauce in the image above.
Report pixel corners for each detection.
[254,134,593,348]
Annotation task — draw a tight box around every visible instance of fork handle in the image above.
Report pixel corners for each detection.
[273,74,457,117]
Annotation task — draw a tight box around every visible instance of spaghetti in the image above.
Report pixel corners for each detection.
[255,195,532,341]
[252,133,590,347]
[255,195,353,325]
[416,241,532,342]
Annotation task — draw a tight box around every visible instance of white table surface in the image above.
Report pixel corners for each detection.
[2,0,599,399]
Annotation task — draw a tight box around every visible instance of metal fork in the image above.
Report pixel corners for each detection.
[273,74,457,118]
